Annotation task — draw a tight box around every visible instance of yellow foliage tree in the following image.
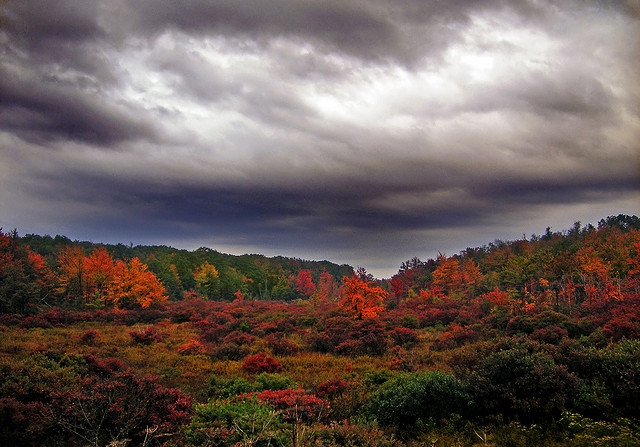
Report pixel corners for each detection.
[194,261,220,300]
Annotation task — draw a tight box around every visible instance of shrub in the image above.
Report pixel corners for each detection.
[531,325,569,344]
[199,324,228,343]
[303,420,400,447]
[431,324,479,351]
[255,373,297,391]
[20,315,52,329]
[242,353,283,374]
[596,339,640,419]
[460,345,580,424]
[0,397,54,446]
[255,388,330,424]
[389,327,419,348]
[315,378,348,398]
[560,411,640,446]
[184,396,286,447]
[79,329,101,345]
[177,339,206,356]
[603,315,640,342]
[51,371,193,446]
[0,352,191,447]
[212,342,249,361]
[222,330,257,346]
[129,327,162,345]
[265,334,300,356]
[367,370,471,435]
[207,377,254,399]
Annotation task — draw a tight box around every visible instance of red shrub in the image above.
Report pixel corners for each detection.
[177,339,206,356]
[20,315,52,329]
[603,315,640,342]
[255,388,329,423]
[79,329,101,345]
[315,378,347,398]
[223,331,257,346]
[431,324,479,351]
[265,334,300,356]
[531,326,569,344]
[242,353,283,373]
[390,327,419,347]
[83,355,127,376]
[200,323,229,343]
[129,327,162,345]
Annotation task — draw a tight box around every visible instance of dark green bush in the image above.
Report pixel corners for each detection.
[367,370,471,435]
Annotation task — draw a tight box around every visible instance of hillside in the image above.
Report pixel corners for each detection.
[0,214,639,446]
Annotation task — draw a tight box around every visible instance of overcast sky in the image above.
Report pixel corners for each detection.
[1,0,638,278]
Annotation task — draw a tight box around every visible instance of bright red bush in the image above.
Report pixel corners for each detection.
[242,353,283,373]
[255,388,329,423]
[315,378,347,398]
[177,339,206,355]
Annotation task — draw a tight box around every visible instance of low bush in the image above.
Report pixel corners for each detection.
[242,353,283,374]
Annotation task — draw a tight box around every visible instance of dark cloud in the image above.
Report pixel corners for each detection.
[0,67,158,146]
[128,0,403,62]
[1,0,638,277]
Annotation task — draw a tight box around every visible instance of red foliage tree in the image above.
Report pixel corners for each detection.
[295,269,316,298]
[316,269,339,302]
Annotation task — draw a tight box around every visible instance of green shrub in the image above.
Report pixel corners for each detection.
[184,396,287,447]
[460,345,580,424]
[367,370,471,436]
[254,373,297,391]
[208,376,254,399]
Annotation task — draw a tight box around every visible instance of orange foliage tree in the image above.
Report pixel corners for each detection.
[432,254,482,300]
[338,274,387,319]
[432,254,461,295]
[104,258,168,308]
[56,246,86,303]
[84,247,115,303]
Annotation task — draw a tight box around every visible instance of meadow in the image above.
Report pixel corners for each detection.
[1,215,639,446]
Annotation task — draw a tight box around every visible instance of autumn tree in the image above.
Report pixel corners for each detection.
[295,269,316,298]
[83,247,114,304]
[432,254,482,300]
[0,230,54,313]
[338,274,387,319]
[458,257,483,301]
[104,258,168,308]
[194,261,220,300]
[56,246,86,304]
[316,269,338,302]
[431,254,462,296]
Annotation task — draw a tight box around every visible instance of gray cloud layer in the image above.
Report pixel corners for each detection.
[1,0,638,277]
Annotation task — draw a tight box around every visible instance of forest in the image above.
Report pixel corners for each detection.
[1,214,639,446]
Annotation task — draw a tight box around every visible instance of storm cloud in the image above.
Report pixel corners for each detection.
[1,0,638,277]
